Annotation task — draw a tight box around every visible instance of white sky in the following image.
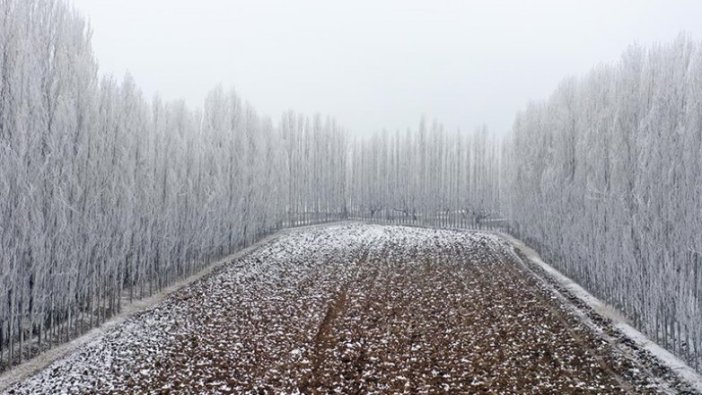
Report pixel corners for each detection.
[70,0,702,136]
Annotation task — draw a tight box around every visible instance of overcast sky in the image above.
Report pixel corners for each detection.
[70,0,702,136]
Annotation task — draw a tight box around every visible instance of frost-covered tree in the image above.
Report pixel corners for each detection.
[502,35,702,370]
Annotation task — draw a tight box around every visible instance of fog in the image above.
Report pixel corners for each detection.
[71,0,702,135]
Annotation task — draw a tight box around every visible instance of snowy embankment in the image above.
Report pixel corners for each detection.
[500,233,702,394]
[2,223,700,394]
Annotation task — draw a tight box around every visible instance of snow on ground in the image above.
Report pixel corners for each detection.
[2,223,698,394]
[501,233,702,394]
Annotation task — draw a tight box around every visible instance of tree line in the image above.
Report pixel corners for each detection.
[347,122,502,227]
[502,36,702,370]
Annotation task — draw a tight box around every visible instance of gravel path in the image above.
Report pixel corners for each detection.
[2,224,694,394]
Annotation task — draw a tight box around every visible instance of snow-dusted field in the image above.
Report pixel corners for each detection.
[2,224,699,394]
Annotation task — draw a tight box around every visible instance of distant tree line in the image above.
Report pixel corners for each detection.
[347,122,502,227]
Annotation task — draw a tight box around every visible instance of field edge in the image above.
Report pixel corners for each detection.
[497,232,702,394]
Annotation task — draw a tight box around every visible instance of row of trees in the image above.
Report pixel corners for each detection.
[347,121,502,228]
[280,111,348,225]
[502,36,702,370]
[0,0,347,369]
